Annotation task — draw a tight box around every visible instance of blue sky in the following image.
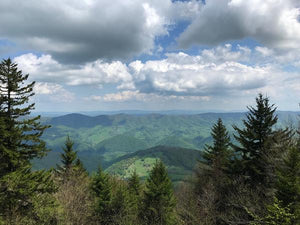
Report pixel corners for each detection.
[1,0,300,112]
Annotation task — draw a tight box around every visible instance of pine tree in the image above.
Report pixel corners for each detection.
[232,93,278,193]
[0,58,55,223]
[203,118,232,170]
[56,136,80,174]
[141,160,176,225]
[276,138,300,224]
[61,136,77,169]
[0,58,49,174]
[195,118,232,224]
[127,170,142,224]
[128,169,141,196]
[91,166,112,224]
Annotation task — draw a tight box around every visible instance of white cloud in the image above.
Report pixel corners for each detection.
[0,0,202,64]
[129,47,270,96]
[178,0,300,51]
[34,82,74,102]
[86,91,211,102]
[13,44,299,108]
[14,53,134,89]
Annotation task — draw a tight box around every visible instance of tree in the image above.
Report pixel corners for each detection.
[128,169,141,197]
[195,118,233,224]
[141,160,176,225]
[276,138,300,224]
[202,118,232,172]
[54,136,90,224]
[127,170,142,224]
[232,93,279,195]
[60,136,77,170]
[0,58,49,174]
[0,58,55,223]
[56,135,85,176]
[91,166,112,224]
[251,197,293,225]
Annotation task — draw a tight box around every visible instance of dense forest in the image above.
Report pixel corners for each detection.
[1,58,300,225]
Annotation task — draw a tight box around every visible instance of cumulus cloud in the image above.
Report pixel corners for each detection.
[178,0,300,51]
[14,53,134,89]
[0,0,202,64]
[34,82,74,102]
[129,45,270,96]
[13,44,295,105]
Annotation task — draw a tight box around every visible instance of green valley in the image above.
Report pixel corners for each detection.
[34,111,299,178]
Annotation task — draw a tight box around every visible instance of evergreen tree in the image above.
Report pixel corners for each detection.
[61,136,77,169]
[276,139,300,224]
[195,118,232,224]
[128,169,141,196]
[141,160,176,225]
[110,182,133,225]
[0,58,49,174]
[126,170,142,224]
[232,93,278,193]
[74,158,86,173]
[56,136,79,174]
[203,118,232,170]
[0,58,55,223]
[91,166,112,224]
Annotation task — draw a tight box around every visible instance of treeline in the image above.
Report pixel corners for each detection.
[0,58,300,225]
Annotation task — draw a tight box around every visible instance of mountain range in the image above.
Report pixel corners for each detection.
[34,111,299,180]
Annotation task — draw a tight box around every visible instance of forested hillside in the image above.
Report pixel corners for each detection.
[35,111,299,173]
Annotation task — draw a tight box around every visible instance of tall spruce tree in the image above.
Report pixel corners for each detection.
[56,136,79,174]
[56,135,86,183]
[61,136,77,169]
[203,118,232,170]
[128,169,141,197]
[141,160,176,225]
[0,58,49,173]
[91,166,112,224]
[195,118,232,224]
[0,58,54,223]
[232,93,278,196]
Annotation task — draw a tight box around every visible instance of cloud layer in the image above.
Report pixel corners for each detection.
[179,0,300,50]
[0,0,202,64]
[14,44,280,99]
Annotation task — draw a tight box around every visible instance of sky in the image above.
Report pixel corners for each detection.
[1,0,300,112]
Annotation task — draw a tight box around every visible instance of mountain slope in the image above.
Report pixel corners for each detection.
[106,146,203,182]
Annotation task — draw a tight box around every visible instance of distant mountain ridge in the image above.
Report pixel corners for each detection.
[34,111,300,175]
[50,113,113,128]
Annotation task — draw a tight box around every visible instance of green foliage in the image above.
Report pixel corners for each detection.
[91,166,112,224]
[128,170,141,196]
[276,138,300,223]
[141,160,177,225]
[60,136,77,170]
[106,146,202,182]
[56,136,86,177]
[203,118,232,170]
[194,118,233,224]
[0,58,55,224]
[0,166,56,224]
[0,58,50,173]
[232,93,279,194]
[39,112,246,170]
[251,197,293,225]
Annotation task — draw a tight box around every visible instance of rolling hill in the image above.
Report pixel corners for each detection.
[34,111,299,175]
[105,146,203,182]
